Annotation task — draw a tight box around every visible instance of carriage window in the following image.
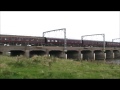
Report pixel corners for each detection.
[55,40,57,42]
[47,40,50,42]
[11,38,15,41]
[36,39,39,42]
[5,38,8,40]
[31,38,35,41]
[26,39,29,41]
[51,40,54,42]
[18,38,22,41]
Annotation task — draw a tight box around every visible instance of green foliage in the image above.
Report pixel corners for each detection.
[0,55,120,79]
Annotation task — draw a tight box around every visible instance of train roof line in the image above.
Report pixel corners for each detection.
[0,34,42,38]
[0,34,117,42]
[45,37,110,41]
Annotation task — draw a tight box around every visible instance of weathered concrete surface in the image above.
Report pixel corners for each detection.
[67,50,79,59]
[105,50,114,59]
[94,50,105,60]
[1,46,120,60]
[81,50,94,60]
[113,50,120,59]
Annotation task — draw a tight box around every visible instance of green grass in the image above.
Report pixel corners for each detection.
[0,55,120,79]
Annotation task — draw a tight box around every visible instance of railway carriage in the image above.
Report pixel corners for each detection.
[0,34,45,46]
[106,41,120,47]
[82,40,99,47]
[45,37,82,47]
[106,41,114,47]
[67,39,82,47]
[1,34,120,47]
[45,37,64,46]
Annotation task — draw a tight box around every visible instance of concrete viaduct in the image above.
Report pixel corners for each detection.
[0,46,120,60]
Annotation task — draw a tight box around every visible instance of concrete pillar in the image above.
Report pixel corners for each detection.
[2,51,7,56]
[104,53,106,59]
[93,53,95,60]
[78,51,81,60]
[49,54,50,57]
[2,50,10,56]
[45,50,50,56]
[25,50,30,58]
[65,54,67,59]
[81,53,83,60]
[113,53,115,59]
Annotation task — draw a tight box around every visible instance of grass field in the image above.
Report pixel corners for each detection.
[0,55,120,79]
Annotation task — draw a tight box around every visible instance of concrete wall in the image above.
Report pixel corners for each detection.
[67,50,79,60]
[105,50,114,59]
[1,46,120,60]
[113,50,120,59]
[49,50,65,58]
[94,50,105,60]
[25,50,30,58]
[81,50,94,60]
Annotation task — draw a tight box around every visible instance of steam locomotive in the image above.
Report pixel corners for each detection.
[0,34,120,47]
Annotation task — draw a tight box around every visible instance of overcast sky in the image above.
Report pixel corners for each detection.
[0,11,120,41]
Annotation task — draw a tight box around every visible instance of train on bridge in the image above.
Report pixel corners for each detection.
[0,34,120,47]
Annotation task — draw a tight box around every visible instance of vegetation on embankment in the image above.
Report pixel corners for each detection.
[0,55,120,79]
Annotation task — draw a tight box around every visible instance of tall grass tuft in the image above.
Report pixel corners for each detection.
[0,63,13,78]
